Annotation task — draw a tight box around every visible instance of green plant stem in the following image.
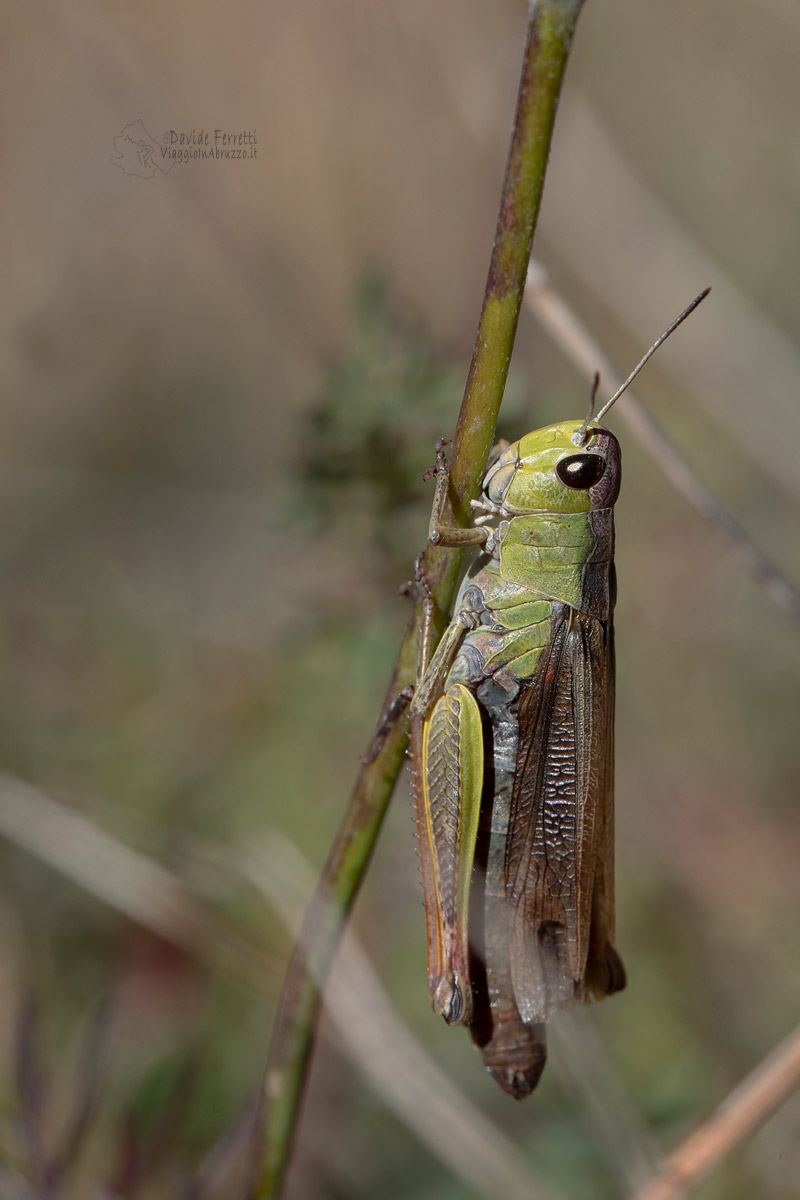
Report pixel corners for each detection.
[257,3,585,1195]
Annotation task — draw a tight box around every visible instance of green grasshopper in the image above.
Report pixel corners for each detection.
[409,291,708,1098]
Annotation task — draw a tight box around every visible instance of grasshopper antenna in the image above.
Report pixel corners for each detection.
[574,288,711,444]
[575,372,601,445]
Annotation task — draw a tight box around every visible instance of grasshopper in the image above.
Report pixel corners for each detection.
[409,291,708,1098]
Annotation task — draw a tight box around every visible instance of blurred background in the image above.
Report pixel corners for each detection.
[1,0,799,1196]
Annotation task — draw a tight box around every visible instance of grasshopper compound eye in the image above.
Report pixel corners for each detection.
[556,453,606,490]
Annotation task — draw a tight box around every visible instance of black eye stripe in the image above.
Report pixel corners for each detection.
[555,453,606,490]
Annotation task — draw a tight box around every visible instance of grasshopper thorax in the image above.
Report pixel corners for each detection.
[482,420,621,517]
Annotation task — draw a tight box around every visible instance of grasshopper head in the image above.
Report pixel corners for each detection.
[482,421,621,515]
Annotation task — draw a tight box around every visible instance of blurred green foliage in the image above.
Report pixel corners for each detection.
[297,270,462,580]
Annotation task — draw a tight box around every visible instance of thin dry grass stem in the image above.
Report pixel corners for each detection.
[0,773,278,992]
[525,265,800,626]
[14,998,46,1188]
[0,1169,36,1200]
[633,1022,800,1200]
[48,998,113,1190]
[550,1011,658,1194]
[242,835,564,1200]
[182,1101,263,1200]
[559,100,800,493]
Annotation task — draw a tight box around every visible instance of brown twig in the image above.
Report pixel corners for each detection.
[525,264,800,626]
[633,1022,800,1200]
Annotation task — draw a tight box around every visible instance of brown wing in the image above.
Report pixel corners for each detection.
[505,604,624,1024]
